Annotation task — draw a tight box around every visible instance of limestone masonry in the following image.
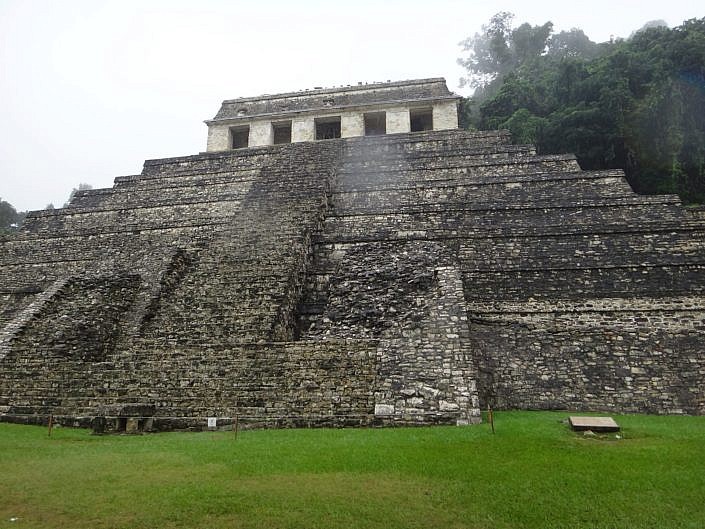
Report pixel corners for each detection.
[1,78,704,432]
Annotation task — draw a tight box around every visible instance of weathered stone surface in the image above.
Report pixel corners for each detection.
[1,80,704,431]
[569,416,620,432]
[125,418,141,434]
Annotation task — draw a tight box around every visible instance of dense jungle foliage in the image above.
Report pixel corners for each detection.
[459,14,705,204]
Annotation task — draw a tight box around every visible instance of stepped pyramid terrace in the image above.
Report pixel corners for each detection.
[1,78,704,432]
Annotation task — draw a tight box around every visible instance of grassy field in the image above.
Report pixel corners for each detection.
[1,411,704,529]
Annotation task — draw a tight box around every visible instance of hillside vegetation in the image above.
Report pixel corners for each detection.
[459,14,705,204]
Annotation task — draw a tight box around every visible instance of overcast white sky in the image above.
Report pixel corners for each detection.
[1,0,702,212]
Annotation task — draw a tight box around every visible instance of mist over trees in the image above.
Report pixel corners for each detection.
[0,182,93,237]
[458,15,705,204]
[64,183,93,207]
[0,199,26,235]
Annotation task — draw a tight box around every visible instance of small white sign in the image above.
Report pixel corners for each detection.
[207,417,217,428]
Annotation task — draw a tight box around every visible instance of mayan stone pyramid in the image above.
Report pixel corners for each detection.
[1,79,703,432]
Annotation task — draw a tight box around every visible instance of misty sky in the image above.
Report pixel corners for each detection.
[1,0,702,212]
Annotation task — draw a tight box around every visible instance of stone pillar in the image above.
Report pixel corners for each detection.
[386,108,410,134]
[292,117,315,142]
[249,121,274,147]
[432,101,459,130]
[206,124,230,152]
[341,112,364,138]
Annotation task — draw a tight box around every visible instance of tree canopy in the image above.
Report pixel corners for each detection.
[459,15,705,204]
[0,199,26,235]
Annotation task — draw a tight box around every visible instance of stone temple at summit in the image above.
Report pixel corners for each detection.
[1,78,704,432]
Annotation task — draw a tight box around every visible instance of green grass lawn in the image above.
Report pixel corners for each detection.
[1,411,704,529]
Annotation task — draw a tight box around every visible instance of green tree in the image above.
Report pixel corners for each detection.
[0,199,18,228]
[459,14,705,204]
[0,198,26,235]
[458,12,553,105]
[548,29,602,59]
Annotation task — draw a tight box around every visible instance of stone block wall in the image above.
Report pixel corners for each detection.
[0,339,379,429]
[2,274,140,362]
[469,309,705,414]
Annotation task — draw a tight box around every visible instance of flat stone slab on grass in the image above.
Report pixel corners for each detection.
[569,416,620,433]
